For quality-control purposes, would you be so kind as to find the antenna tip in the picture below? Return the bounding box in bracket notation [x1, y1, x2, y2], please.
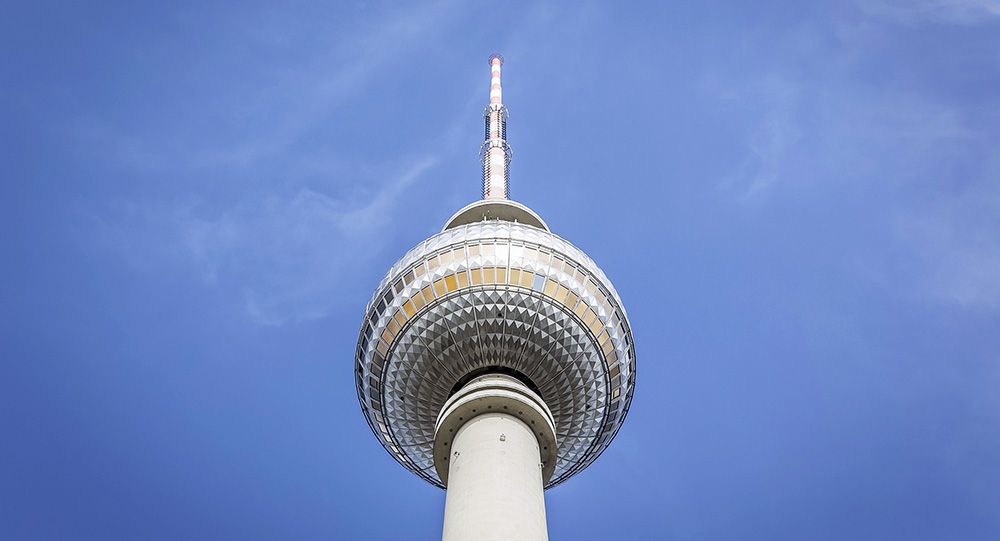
[488, 53, 504, 66]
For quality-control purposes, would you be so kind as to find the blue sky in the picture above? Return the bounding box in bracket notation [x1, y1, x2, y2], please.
[3, 0, 1000, 539]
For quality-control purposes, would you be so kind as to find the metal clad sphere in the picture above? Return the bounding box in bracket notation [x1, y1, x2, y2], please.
[355, 221, 635, 488]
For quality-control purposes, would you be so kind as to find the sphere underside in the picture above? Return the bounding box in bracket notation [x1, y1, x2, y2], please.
[355, 221, 635, 488]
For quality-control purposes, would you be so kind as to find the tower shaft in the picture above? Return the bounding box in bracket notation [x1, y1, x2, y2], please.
[441, 414, 548, 541]
[435, 374, 556, 541]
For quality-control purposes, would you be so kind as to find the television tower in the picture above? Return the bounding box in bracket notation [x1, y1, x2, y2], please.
[355, 54, 636, 541]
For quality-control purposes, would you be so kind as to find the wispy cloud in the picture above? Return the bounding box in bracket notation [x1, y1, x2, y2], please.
[189, 157, 437, 326]
[716, 74, 803, 200]
[187, 0, 459, 169]
[856, 0, 1000, 25]
[704, 19, 1000, 311]
[892, 167, 1000, 310]
[99, 156, 436, 326]
[78, 2, 463, 325]
[69, 0, 459, 173]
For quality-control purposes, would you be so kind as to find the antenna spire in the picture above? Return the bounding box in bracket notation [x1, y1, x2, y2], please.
[481, 54, 511, 199]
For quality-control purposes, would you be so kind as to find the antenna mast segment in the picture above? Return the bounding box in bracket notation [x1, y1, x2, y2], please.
[481, 54, 511, 199]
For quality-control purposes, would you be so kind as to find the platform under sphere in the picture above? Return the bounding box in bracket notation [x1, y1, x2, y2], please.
[355, 220, 636, 488]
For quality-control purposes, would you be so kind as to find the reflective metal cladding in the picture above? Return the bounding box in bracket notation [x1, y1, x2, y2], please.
[355, 221, 636, 488]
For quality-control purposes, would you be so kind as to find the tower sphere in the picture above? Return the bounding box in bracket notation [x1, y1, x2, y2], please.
[355, 207, 636, 488]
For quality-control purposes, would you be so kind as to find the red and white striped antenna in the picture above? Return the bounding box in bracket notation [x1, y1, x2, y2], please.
[489, 53, 503, 105]
[481, 54, 511, 199]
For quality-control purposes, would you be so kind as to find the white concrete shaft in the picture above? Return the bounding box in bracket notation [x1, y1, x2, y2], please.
[441, 412, 548, 541]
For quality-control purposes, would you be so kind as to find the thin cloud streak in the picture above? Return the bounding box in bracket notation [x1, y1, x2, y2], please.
[189, 0, 460, 169]
[101, 156, 437, 326]
[856, 0, 1000, 25]
[893, 174, 1000, 310]
[704, 19, 1000, 312]
[68, 0, 460, 174]
[80, 2, 464, 325]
